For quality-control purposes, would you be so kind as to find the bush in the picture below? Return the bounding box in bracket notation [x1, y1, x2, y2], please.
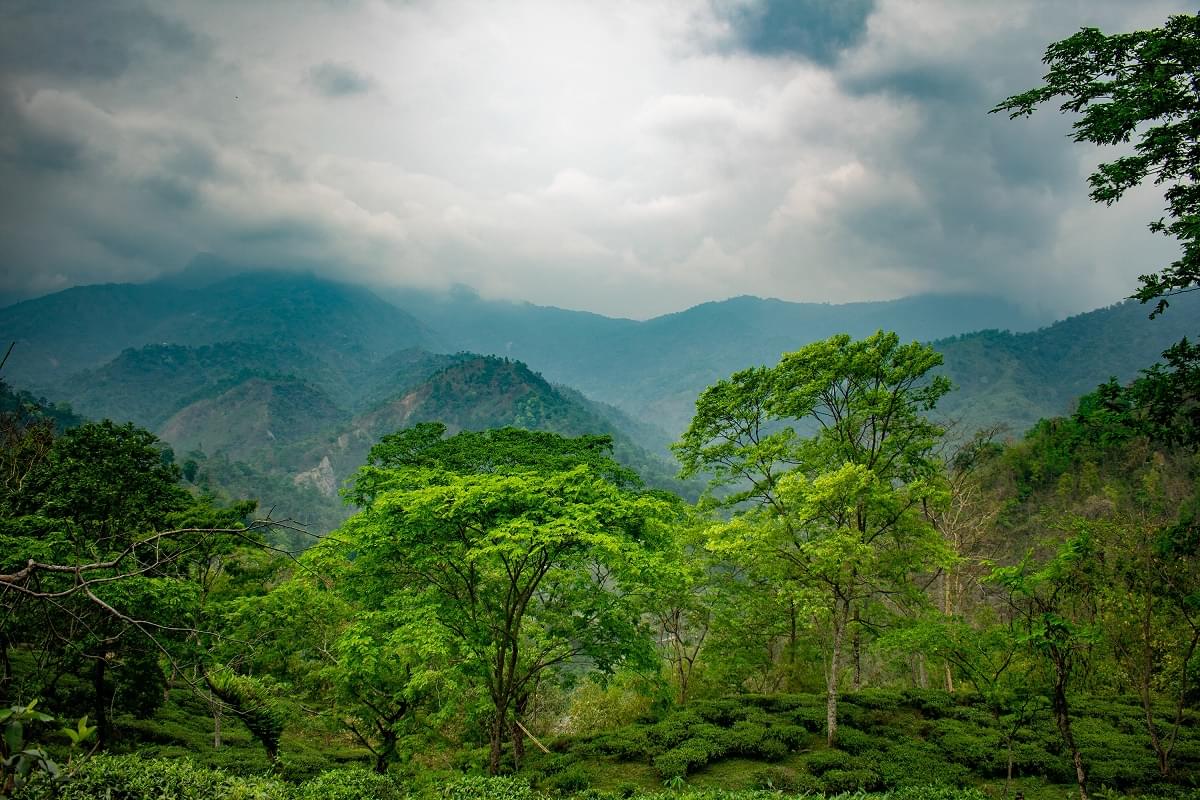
[647, 712, 703, 749]
[876, 742, 969, 788]
[741, 694, 810, 713]
[846, 688, 905, 710]
[757, 737, 789, 762]
[931, 718, 993, 769]
[804, 748, 855, 775]
[653, 738, 723, 779]
[439, 775, 538, 800]
[296, 768, 406, 800]
[690, 700, 748, 727]
[791, 706, 826, 733]
[770, 723, 809, 749]
[833, 725, 879, 756]
[723, 722, 768, 756]
[547, 765, 591, 793]
[751, 766, 822, 793]
[820, 767, 882, 793]
[14, 755, 291, 800]
[903, 689, 956, 717]
[581, 727, 652, 761]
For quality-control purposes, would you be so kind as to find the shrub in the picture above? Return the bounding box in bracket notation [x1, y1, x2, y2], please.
[565, 675, 654, 736]
[653, 738, 722, 779]
[770, 723, 809, 749]
[439, 775, 538, 800]
[1074, 718, 1159, 790]
[903, 688, 956, 717]
[741, 694, 810, 713]
[756, 737, 789, 762]
[14, 755, 291, 800]
[832, 725, 878, 756]
[296, 768, 406, 800]
[690, 700, 748, 726]
[876, 742, 969, 788]
[804, 748, 856, 776]
[791, 706, 826, 733]
[582, 727, 652, 761]
[723, 722, 768, 756]
[647, 712, 703, 749]
[846, 688, 904, 710]
[548, 765, 591, 793]
[820, 767, 882, 793]
[931, 718, 993, 769]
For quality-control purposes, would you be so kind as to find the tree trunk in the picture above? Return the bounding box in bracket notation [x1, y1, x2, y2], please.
[93, 657, 112, 749]
[851, 605, 862, 691]
[788, 599, 798, 666]
[1005, 735, 1014, 797]
[488, 712, 505, 775]
[825, 598, 849, 747]
[1052, 666, 1088, 800]
[0, 632, 10, 690]
[511, 693, 528, 770]
[212, 700, 222, 750]
[375, 729, 396, 774]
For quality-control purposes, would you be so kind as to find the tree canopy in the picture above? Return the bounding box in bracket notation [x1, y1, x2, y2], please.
[993, 13, 1200, 315]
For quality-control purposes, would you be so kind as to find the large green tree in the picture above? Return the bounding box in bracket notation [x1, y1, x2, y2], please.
[321, 425, 674, 774]
[675, 330, 952, 745]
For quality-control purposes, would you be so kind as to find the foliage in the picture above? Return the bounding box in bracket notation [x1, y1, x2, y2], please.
[993, 13, 1200, 315]
[1, 701, 93, 795]
[319, 425, 675, 773]
[676, 331, 952, 745]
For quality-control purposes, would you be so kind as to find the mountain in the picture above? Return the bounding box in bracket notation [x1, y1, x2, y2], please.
[385, 287, 1054, 435]
[8, 264, 1196, 540]
[159, 378, 347, 465]
[303, 355, 692, 497]
[59, 341, 350, 428]
[0, 270, 432, 392]
[934, 294, 1200, 437]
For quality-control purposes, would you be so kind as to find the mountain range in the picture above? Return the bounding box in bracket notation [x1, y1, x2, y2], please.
[2, 261, 1194, 538]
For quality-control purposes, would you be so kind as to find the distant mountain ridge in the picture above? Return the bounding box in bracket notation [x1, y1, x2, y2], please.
[0, 270, 432, 390]
[4, 263, 1195, 538]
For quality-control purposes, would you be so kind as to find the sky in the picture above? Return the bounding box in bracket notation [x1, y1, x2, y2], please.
[0, 0, 1194, 319]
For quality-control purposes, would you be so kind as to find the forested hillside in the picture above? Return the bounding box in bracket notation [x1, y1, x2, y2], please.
[5, 8, 1200, 800]
[3, 322, 1197, 800]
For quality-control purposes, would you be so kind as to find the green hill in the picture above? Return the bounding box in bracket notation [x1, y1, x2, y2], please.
[934, 295, 1200, 436]
[0, 271, 431, 393]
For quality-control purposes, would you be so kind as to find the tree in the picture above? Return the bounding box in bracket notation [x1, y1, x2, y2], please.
[0, 417, 274, 749]
[993, 13, 1200, 315]
[991, 531, 1102, 800]
[323, 425, 673, 774]
[675, 330, 952, 745]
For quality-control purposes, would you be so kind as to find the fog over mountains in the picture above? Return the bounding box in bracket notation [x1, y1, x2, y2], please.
[3, 262, 1194, 534]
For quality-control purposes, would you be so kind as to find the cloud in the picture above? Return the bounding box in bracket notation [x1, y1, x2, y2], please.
[0, 0, 203, 81]
[0, 0, 1195, 319]
[307, 61, 374, 97]
[713, 0, 875, 64]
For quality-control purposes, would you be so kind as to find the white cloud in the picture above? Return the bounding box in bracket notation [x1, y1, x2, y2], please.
[1, 0, 1197, 318]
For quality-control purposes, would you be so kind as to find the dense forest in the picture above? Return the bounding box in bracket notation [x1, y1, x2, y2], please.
[3, 11, 1200, 800]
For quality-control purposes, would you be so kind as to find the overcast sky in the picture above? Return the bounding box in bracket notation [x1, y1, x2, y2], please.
[0, 0, 1193, 318]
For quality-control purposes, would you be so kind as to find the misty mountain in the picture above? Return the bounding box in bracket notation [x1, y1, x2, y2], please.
[385, 286, 1054, 435]
[935, 293, 1200, 437]
[5, 265, 1195, 538]
[0, 270, 432, 392]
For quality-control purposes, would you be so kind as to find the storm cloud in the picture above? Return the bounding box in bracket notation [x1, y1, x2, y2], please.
[0, 0, 1193, 317]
